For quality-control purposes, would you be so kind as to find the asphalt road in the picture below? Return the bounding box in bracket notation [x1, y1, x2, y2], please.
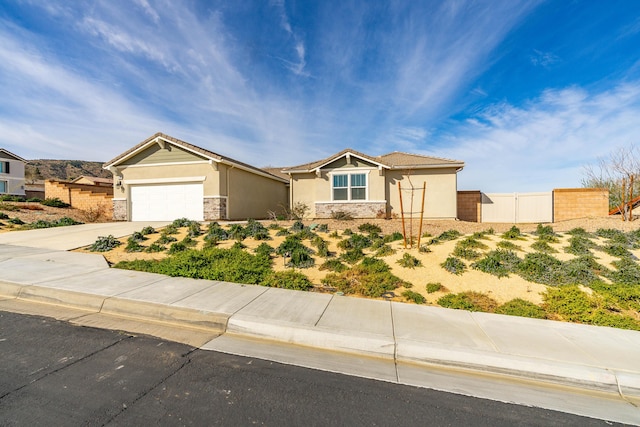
[0, 311, 622, 426]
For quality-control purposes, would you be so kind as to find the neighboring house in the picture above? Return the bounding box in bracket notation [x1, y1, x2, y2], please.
[103, 133, 289, 221]
[282, 149, 464, 219]
[71, 175, 113, 187]
[0, 148, 27, 196]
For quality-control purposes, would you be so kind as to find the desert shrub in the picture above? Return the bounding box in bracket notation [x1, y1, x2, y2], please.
[182, 236, 198, 247]
[531, 240, 557, 253]
[311, 236, 330, 257]
[293, 228, 317, 240]
[276, 236, 314, 268]
[601, 243, 633, 259]
[328, 230, 340, 239]
[290, 220, 305, 232]
[228, 224, 246, 241]
[567, 227, 591, 237]
[457, 237, 488, 250]
[316, 224, 329, 233]
[342, 228, 353, 236]
[162, 224, 180, 235]
[472, 250, 520, 278]
[589, 281, 640, 312]
[501, 225, 524, 240]
[496, 240, 521, 251]
[187, 222, 202, 238]
[319, 259, 348, 272]
[168, 242, 188, 254]
[171, 218, 192, 227]
[245, 219, 271, 240]
[496, 299, 547, 319]
[438, 291, 498, 312]
[40, 197, 70, 208]
[140, 226, 156, 235]
[516, 252, 563, 285]
[441, 256, 466, 275]
[116, 247, 272, 284]
[276, 228, 291, 237]
[426, 282, 445, 293]
[8, 218, 25, 225]
[606, 258, 640, 286]
[89, 235, 121, 252]
[358, 223, 382, 235]
[337, 233, 372, 250]
[564, 235, 596, 256]
[595, 228, 629, 243]
[559, 256, 604, 286]
[125, 238, 145, 253]
[231, 241, 246, 250]
[157, 234, 178, 245]
[145, 243, 166, 253]
[254, 242, 275, 258]
[129, 231, 147, 242]
[322, 257, 407, 298]
[26, 217, 83, 229]
[375, 244, 396, 257]
[453, 246, 482, 260]
[331, 210, 354, 221]
[262, 270, 313, 291]
[535, 224, 560, 243]
[429, 230, 461, 245]
[25, 197, 42, 202]
[402, 290, 426, 304]
[206, 223, 229, 241]
[0, 195, 23, 201]
[340, 248, 365, 264]
[418, 244, 432, 253]
[397, 253, 422, 268]
[268, 223, 281, 230]
[383, 231, 404, 243]
[0, 212, 8, 219]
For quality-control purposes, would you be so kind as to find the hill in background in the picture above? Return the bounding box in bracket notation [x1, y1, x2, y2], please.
[25, 160, 112, 183]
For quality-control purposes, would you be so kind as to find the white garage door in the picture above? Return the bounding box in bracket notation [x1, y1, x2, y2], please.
[130, 183, 204, 221]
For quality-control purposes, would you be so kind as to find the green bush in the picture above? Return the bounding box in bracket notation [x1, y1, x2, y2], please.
[171, 218, 193, 227]
[145, 243, 166, 253]
[516, 252, 563, 285]
[534, 224, 559, 243]
[531, 240, 557, 253]
[319, 259, 348, 272]
[228, 224, 246, 241]
[89, 235, 122, 252]
[337, 233, 372, 250]
[457, 237, 488, 250]
[501, 225, 524, 240]
[426, 282, 444, 293]
[375, 244, 396, 257]
[429, 229, 461, 245]
[206, 222, 229, 241]
[0, 195, 25, 202]
[441, 256, 466, 275]
[496, 241, 521, 251]
[397, 253, 422, 268]
[130, 231, 148, 242]
[168, 242, 188, 254]
[606, 258, 640, 286]
[358, 223, 382, 235]
[140, 226, 156, 235]
[601, 244, 633, 259]
[262, 270, 313, 291]
[254, 242, 275, 258]
[438, 291, 498, 312]
[383, 231, 404, 243]
[116, 247, 273, 285]
[40, 197, 70, 208]
[26, 217, 83, 229]
[162, 224, 180, 235]
[125, 238, 145, 253]
[244, 219, 271, 240]
[182, 236, 198, 247]
[290, 220, 305, 232]
[453, 246, 482, 260]
[8, 218, 25, 225]
[231, 241, 247, 250]
[322, 258, 407, 298]
[316, 224, 329, 233]
[0, 212, 8, 219]
[340, 248, 365, 264]
[157, 234, 178, 245]
[496, 299, 547, 319]
[418, 244, 432, 253]
[564, 235, 595, 256]
[402, 290, 426, 304]
[187, 222, 202, 238]
[471, 250, 520, 278]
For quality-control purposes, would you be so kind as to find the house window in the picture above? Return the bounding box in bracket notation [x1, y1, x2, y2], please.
[0, 181, 6, 193]
[0, 161, 9, 174]
[332, 173, 367, 201]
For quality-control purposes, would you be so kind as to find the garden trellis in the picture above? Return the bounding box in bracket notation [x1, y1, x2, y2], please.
[397, 180, 426, 249]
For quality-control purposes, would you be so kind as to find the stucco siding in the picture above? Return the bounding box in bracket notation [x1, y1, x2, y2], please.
[227, 167, 288, 219]
[386, 168, 458, 218]
[291, 173, 318, 218]
[0, 156, 26, 195]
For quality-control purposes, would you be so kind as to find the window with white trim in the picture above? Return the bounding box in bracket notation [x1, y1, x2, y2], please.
[0, 161, 9, 174]
[332, 173, 367, 201]
[0, 181, 6, 193]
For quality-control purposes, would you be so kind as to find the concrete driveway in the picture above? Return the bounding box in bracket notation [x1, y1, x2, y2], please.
[0, 222, 170, 250]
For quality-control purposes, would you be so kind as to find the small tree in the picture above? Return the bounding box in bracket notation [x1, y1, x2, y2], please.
[582, 144, 640, 221]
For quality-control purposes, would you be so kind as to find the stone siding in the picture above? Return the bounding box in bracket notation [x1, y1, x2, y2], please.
[204, 197, 227, 220]
[457, 190, 481, 222]
[315, 201, 386, 219]
[553, 188, 609, 222]
[113, 199, 127, 221]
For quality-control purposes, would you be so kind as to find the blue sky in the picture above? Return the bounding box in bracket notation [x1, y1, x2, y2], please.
[1, 1, 639, 191]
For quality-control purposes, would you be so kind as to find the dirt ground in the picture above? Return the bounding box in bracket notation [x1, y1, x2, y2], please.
[74, 215, 640, 307]
[0, 202, 102, 233]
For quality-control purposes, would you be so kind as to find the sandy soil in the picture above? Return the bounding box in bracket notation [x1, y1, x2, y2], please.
[74, 216, 640, 307]
[0, 202, 103, 233]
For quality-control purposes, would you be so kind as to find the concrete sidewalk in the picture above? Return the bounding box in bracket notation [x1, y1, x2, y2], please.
[1, 239, 639, 423]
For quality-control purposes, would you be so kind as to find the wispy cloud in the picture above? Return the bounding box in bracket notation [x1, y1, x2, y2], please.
[530, 49, 560, 67]
[431, 82, 640, 191]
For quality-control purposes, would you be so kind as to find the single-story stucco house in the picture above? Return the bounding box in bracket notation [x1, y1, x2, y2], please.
[103, 133, 288, 221]
[0, 148, 27, 197]
[282, 149, 464, 219]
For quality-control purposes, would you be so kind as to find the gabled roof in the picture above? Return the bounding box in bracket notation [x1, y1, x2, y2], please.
[282, 149, 464, 173]
[104, 132, 288, 183]
[0, 148, 27, 163]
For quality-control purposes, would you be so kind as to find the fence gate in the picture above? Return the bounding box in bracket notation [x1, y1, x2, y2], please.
[481, 192, 553, 223]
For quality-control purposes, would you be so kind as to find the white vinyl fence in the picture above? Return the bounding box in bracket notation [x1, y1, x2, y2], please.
[481, 192, 553, 223]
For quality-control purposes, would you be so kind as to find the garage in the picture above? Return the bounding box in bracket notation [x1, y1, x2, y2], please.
[130, 183, 204, 221]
